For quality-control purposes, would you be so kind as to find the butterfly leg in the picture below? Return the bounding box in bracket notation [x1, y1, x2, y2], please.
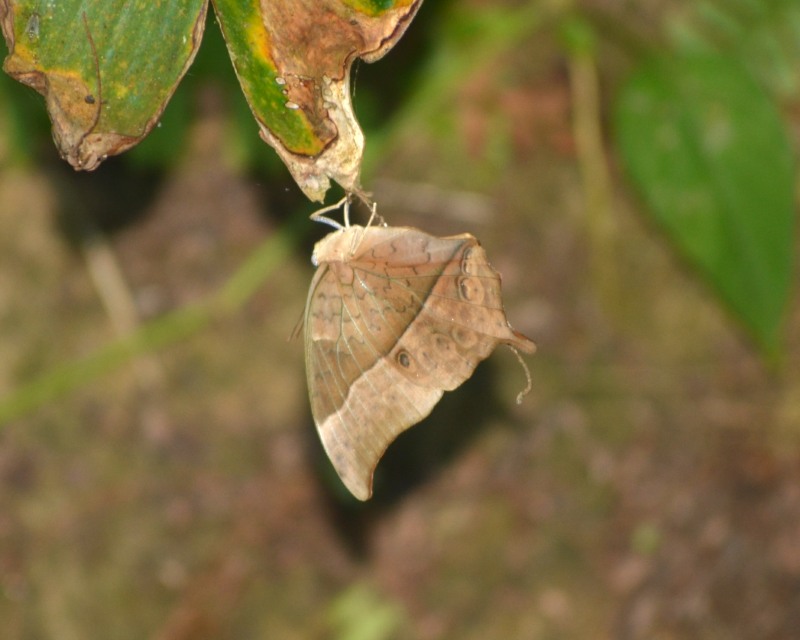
[309, 195, 349, 230]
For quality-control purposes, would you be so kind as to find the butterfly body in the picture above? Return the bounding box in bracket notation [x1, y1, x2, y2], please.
[305, 224, 534, 500]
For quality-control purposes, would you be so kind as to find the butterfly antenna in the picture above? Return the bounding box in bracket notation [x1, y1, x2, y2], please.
[508, 346, 533, 404]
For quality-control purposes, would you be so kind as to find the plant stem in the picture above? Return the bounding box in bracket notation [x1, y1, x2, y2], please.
[0, 215, 306, 426]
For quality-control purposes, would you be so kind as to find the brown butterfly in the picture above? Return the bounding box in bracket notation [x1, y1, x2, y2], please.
[304, 207, 535, 500]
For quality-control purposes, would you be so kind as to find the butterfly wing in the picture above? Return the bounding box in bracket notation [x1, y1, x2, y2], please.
[367, 231, 535, 392]
[305, 226, 533, 500]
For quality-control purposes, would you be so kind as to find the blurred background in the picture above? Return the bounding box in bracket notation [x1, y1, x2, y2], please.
[1, 0, 799, 638]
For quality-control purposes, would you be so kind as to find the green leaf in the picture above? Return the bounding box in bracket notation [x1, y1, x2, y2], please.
[615, 54, 795, 354]
[0, 0, 208, 169]
[666, 0, 800, 100]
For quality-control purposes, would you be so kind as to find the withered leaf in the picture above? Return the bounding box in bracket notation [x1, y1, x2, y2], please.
[213, 0, 423, 201]
[0, 0, 421, 200]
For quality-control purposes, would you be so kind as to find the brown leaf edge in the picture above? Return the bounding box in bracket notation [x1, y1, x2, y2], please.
[0, 2, 208, 170]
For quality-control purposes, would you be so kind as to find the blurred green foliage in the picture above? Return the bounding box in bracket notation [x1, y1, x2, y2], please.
[327, 583, 404, 640]
[667, 0, 800, 99]
[614, 0, 799, 355]
[615, 54, 794, 354]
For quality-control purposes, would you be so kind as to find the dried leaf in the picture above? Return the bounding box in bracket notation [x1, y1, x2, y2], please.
[213, 0, 423, 201]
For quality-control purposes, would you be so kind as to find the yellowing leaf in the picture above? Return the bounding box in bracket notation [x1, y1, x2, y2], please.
[0, 0, 208, 170]
[212, 0, 422, 201]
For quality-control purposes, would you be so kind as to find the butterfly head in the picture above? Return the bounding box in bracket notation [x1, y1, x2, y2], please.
[312, 225, 366, 266]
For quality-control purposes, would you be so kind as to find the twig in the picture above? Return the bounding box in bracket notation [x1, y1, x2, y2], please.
[0, 216, 305, 425]
[567, 28, 619, 308]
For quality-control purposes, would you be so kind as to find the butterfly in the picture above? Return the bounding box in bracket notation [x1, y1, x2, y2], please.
[303, 199, 535, 499]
